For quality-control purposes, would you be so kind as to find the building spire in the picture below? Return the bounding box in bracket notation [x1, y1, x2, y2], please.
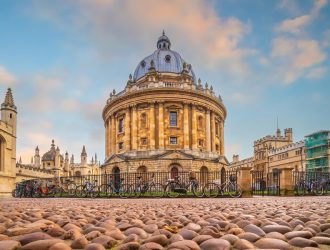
[162, 30, 165, 36]
[81, 145, 87, 155]
[1, 88, 17, 110]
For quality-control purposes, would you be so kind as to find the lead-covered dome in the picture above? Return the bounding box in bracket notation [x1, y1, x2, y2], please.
[133, 31, 196, 82]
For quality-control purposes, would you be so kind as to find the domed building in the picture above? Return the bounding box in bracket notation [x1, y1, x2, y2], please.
[102, 32, 228, 176]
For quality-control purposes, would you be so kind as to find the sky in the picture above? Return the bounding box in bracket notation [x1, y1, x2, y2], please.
[0, 0, 329, 164]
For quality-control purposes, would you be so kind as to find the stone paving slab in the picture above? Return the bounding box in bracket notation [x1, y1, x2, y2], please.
[0, 197, 330, 249]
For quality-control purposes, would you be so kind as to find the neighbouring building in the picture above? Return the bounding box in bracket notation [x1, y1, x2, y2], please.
[16, 140, 100, 182]
[268, 141, 305, 173]
[102, 32, 228, 176]
[305, 131, 330, 172]
[229, 128, 308, 174]
[0, 88, 17, 197]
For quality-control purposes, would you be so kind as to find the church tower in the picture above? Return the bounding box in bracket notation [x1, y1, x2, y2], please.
[0, 88, 17, 197]
[34, 146, 41, 168]
[81, 145, 87, 166]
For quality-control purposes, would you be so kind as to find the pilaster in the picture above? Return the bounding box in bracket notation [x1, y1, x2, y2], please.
[206, 110, 211, 152]
[191, 104, 197, 149]
[183, 103, 190, 149]
[149, 102, 156, 149]
[131, 105, 138, 150]
[125, 108, 131, 151]
[211, 111, 215, 152]
[158, 102, 165, 149]
[220, 119, 224, 155]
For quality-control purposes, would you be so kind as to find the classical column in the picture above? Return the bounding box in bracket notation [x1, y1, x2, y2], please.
[183, 103, 190, 149]
[211, 111, 215, 152]
[191, 104, 198, 149]
[158, 102, 164, 149]
[105, 119, 108, 158]
[220, 119, 224, 155]
[106, 118, 111, 157]
[111, 114, 116, 154]
[205, 110, 211, 152]
[131, 105, 138, 150]
[124, 107, 131, 151]
[149, 102, 156, 149]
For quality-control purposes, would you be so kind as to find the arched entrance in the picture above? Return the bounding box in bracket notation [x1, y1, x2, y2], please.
[112, 167, 120, 190]
[170, 166, 179, 179]
[220, 167, 226, 185]
[75, 171, 81, 177]
[137, 166, 147, 173]
[200, 166, 208, 184]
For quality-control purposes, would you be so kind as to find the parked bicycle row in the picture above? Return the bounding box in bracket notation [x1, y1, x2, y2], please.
[13, 171, 242, 198]
[293, 171, 330, 196]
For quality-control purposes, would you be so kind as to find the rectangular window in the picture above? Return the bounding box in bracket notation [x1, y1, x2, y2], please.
[215, 144, 219, 151]
[118, 118, 124, 133]
[118, 142, 124, 150]
[169, 111, 177, 127]
[198, 139, 204, 147]
[169, 137, 177, 145]
[141, 137, 147, 145]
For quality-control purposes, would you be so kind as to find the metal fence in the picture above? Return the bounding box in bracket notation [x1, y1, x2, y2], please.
[293, 171, 330, 196]
[14, 170, 239, 198]
[251, 171, 280, 196]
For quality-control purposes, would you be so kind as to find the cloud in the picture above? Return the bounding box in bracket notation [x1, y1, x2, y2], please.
[275, 15, 311, 34]
[0, 66, 17, 85]
[276, 0, 327, 34]
[31, 0, 253, 77]
[271, 37, 326, 84]
[306, 67, 326, 79]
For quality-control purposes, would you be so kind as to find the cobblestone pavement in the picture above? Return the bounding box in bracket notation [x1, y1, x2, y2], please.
[0, 197, 330, 249]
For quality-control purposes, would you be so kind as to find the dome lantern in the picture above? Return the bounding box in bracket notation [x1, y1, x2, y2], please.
[156, 30, 171, 50]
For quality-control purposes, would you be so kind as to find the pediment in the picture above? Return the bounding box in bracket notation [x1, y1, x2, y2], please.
[158, 150, 194, 160]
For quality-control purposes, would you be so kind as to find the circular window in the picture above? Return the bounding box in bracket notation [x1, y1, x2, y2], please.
[141, 60, 146, 67]
[165, 55, 171, 63]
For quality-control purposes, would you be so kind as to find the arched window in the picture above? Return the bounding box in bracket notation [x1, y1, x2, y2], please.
[137, 166, 147, 173]
[197, 116, 203, 130]
[171, 166, 178, 179]
[140, 113, 147, 129]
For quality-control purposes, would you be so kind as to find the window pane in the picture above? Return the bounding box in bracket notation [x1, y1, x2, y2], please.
[170, 112, 177, 126]
[170, 137, 177, 144]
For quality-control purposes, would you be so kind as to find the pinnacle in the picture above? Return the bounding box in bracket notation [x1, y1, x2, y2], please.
[2, 88, 16, 110]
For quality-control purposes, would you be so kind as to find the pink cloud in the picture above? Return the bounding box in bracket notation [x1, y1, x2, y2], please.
[0, 66, 17, 85]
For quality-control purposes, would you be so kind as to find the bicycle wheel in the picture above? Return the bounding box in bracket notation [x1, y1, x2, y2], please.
[203, 183, 219, 198]
[165, 182, 181, 198]
[148, 183, 164, 198]
[67, 183, 77, 197]
[132, 185, 143, 198]
[227, 183, 242, 198]
[98, 184, 112, 197]
[75, 185, 84, 197]
[192, 182, 204, 198]
[119, 184, 131, 198]
[88, 186, 98, 198]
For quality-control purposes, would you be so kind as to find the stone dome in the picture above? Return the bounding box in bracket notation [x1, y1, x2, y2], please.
[133, 31, 196, 82]
[42, 140, 63, 162]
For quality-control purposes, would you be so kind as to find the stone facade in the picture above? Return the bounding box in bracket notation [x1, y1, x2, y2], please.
[102, 32, 228, 175]
[229, 128, 307, 174]
[17, 141, 100, 180]
[0, 88, 17, 197]
[268, 141, 305, 173]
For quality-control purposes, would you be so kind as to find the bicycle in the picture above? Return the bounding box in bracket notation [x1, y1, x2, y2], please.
[76, 178, 98, 198]
[294, 177, 319, 196]
[33, 179, 57, 198]
[204, 175, 242, 198]
[164, 175, 204, 198]
[98, 177, 131, 198]
[55, 178, 77, 197]
[317, 176, 330, 195]
[130, 174, 164, 198]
